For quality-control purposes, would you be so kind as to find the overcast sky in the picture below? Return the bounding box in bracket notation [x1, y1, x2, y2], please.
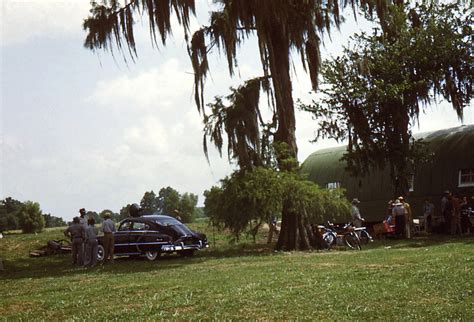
[1, 1, 472, 221]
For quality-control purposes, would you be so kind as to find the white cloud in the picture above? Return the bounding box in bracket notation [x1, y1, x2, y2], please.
[89, 58, 193, 110]
[1, 0, 90, 46]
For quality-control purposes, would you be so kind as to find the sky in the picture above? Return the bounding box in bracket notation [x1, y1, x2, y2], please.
[1, 0, 472, 221]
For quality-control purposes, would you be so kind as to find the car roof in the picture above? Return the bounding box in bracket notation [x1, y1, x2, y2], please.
[123, 214, 176, 224]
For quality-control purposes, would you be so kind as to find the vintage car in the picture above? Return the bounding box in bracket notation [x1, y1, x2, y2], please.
[97, 214, 208, 261]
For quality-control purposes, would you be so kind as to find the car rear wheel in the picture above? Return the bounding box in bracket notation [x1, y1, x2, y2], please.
[145, 251, 159, 261]
[97, 244, 105, 262]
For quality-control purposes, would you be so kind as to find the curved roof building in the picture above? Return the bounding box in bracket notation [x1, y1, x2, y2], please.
[301, 125, 474, 221]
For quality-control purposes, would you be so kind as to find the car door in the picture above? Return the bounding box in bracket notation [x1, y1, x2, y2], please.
[114, 220, 132, 254]
[129, 221, 148, 254]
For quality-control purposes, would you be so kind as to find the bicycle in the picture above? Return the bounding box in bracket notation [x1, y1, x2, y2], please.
[318, 222, 361, 250]
[351, 225, 373, 245]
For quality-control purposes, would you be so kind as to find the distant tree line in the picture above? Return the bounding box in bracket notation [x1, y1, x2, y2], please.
[126, 187, 199, 223]
[0, 185, 199, 234]
[0, 197, 65, 233]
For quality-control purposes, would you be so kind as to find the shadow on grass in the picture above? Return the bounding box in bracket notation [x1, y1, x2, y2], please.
[2, 234, 472, 280]
[0, 242, 278, 281]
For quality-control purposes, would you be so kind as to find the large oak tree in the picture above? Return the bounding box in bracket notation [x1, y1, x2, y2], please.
[84, 0, 395, 250]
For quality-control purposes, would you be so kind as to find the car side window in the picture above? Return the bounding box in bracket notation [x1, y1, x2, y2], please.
[133, 222, 147, 231]
[118, 221, 132, 231]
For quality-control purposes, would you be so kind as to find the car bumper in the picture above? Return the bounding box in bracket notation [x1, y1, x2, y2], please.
[161, 240, 209, 253]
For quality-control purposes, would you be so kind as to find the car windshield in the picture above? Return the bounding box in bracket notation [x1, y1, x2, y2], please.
[155, 217, 180, 226]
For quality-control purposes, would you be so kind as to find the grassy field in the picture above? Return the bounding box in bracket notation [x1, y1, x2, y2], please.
[1, 223, 473, 320]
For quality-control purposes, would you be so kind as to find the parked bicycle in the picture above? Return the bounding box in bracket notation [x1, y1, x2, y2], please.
[318, 222, 361, 250]
[350, 224, 373, 245]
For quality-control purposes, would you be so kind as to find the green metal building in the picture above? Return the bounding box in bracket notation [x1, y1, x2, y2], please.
[301, 125, 474, 222]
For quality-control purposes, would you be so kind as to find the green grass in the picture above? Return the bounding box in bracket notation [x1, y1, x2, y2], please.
[1, 224, 473, 320]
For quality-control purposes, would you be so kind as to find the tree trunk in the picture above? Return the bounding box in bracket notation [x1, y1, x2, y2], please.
[391, 103, 411, 197]
[263, 24, 318, 251]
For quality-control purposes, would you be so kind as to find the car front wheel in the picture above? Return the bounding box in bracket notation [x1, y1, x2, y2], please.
[145, 251, 159, 261]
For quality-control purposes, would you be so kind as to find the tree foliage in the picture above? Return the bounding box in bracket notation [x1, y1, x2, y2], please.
[86, 211, 104, 224]
[300, 2, 473, 195]
[1, 197, 66, 231]
[140, 190, 160, 214]
[0, 197, 23, 231]
[178, 193, 198, 223]
[157, 187, 180, 215]
[204, 167, 350, 245]
[119, 204, 132, 221]
[18, 201, 45, 234]
[43, 213, 67, 228]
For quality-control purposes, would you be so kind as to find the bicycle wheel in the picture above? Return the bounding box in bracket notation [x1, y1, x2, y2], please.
[323, 232, 336, 249]
[344, 232, 361, 250]
[359, 230, 372, 245]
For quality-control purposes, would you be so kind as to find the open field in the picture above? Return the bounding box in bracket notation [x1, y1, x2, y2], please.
[1, 223, 473, 320]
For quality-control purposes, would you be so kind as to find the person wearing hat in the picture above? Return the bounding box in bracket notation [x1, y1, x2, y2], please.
[101, 213, 116, 263]
[64, 217, 85, 266]
[392, 199, 407, 238]
[351, 198, 364, 236]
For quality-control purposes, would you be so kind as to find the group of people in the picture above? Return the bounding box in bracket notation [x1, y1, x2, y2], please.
[381, 192, 473, 238]
[351, 192, 473, 239]
[440, 191, 473, 235]
[387, 196, 413, 238]
[63, 208, 116, 267]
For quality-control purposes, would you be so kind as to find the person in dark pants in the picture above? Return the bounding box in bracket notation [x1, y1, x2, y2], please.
[392, 199, 406, 238]
[84, 218, 99, 267]
[441, 191, 453, 234]
[101, 213, 116, 263]
[64, 217, 85, 266]
[79, 208, 89, 264]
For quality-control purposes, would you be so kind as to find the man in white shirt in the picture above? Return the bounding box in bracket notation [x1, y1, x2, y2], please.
[101, 213, 116, 263]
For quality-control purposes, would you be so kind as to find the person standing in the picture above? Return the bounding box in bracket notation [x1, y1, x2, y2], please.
[441, 191, 452, 234]
[351, 198, 364, 237]
[422, 199, 435, 233]
[399, 196, 412, 239]
[84, 218, 99, 267]
[101, 213, 116, 263]
[392, 199, 406, 238]
[79, 208, 89, 264]
[267, 215, 278, 244]
[64, 217, 85, 266]
[451, 194, 462, 235]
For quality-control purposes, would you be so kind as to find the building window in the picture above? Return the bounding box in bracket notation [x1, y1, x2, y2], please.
[326, 182, 341, 189]
[459, 169, 474, 187]
[408, 174, 415, 192]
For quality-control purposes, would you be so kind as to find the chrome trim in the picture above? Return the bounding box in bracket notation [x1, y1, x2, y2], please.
[115, 242, 168, 246]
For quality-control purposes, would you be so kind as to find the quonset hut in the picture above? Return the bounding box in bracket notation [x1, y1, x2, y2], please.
[301, 125, 474, 222]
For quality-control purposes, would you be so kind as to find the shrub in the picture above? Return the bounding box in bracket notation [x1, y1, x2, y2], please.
[18, 201, 45, 233]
